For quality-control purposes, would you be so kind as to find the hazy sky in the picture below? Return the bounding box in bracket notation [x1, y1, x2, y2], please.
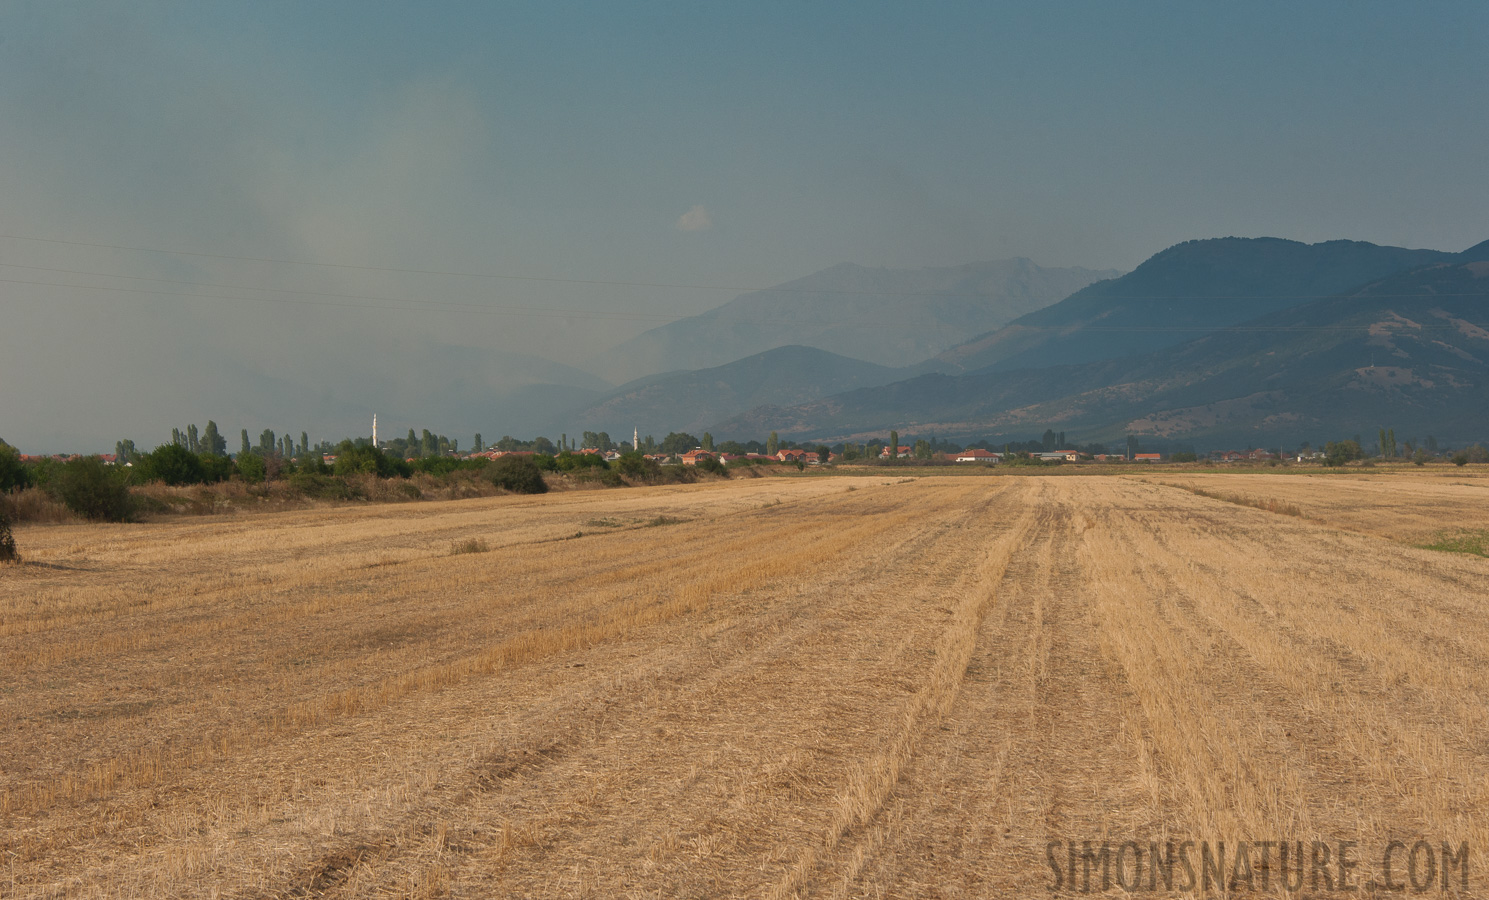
[3, 2, 1486, 451]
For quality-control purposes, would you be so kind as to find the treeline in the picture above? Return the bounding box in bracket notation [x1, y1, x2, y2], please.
[0, 433, 732, 525]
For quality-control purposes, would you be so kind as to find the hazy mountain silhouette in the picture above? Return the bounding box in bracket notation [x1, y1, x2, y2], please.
[551, 345, 904, 439]
[711, 240, 1489, 448]
[931, 237, 1453, 374]
[596, 258, 1118, 383]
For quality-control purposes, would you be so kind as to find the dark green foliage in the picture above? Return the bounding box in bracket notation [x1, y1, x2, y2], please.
[288, 472, 361, 500]
[694, 456, 727, 476]
[139, 443, 206, 485]
[0, 440, 30, 493]
[1323, 440, 1364, 467]
[487, 456, 548, 494]
[1170, 451, 1199, 462]
[659, 432, 700, 456]
[0, 508, 16, 562]
[236, 453, 267, 484]
[616, 452, 660, 481]
[50, 456, 133, 521]
[199, 454, 235, 483]
[554, 451, 608, 472]
[332, 440, 408, 478]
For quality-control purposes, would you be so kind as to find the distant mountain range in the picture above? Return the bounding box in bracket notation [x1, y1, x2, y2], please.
[547, 345, 905, 439]
[595, 258, 1119, 383]
[929, 237, 1453, 374]
[707, 238, 1489, 448]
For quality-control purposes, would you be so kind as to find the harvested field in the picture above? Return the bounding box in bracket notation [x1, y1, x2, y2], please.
[2, 474, 1486, 897]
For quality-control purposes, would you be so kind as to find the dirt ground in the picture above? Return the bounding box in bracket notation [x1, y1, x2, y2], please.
[2, 473, 1486, 898]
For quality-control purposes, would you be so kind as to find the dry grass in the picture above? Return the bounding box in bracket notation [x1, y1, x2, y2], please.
[2, 474, 1486, 897]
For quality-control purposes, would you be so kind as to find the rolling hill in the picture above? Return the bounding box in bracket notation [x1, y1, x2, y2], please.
[596, 258, 1118, 383]
[930, 237, 1454, 374]
[550, 345, 904, 439]
[711, 241, 1489, 448]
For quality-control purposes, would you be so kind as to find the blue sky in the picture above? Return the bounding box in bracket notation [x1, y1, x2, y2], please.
[2, 2, 1486, 450]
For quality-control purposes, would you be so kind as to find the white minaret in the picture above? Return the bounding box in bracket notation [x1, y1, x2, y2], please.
[634, 427, 639, 452]
[372, 414, 378, 447]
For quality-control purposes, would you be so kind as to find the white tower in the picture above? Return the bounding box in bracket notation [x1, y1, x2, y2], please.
[373, 414, 378, 448]
[634, 427, 639, 452]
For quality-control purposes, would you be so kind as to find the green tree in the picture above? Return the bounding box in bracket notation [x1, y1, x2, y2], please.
[237, 452, 267, 483]
[1378, 427, 1388, 458]
[1387, 427, 1397, 459]
[889, 430, 899, 459]
[201, 421, 226, 456]
[767, 431, 779, 456]
[487, 455, 548, 494]
[332, 441, 406, 478]
[0, 439, 29, 493]
[50, 456, 133, 521]
[186, 424, 200, 454]
[139, 444, 206, 485]
[0, 506, 17, 562]
[406, 428, 419, 456]
[616, 452, 659, 481]
[1324, 440, 1364, 467]
[473, 433, 484, 453]
[913, 439, 932, 460]
[240, 430, 251, 457]
[702, 432, 714, 452]
[258, 429, 277, 456]
[659, 432, 700, 456]
[816, 445, 830, 464]
[300, 432, 309, 456]
[114, 440, 137, 465]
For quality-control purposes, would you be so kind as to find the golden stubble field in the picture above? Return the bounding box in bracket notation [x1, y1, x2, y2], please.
[2, 472, 1488, 898]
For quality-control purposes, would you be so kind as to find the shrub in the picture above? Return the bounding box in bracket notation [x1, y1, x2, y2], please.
[332, 441, 409, 478]
[487, 456, 548, 494]
[694, 456, 727, 476]
[1453, 452, 1470, 467]
[554, 451, 609, 472]
[199, 453, 236, 483]
[236, 453, 267, 484]
[0, 508, 17, 562]
[288, 472, 359, 501]
[50, 456, 133, 521]
[1323, 440, 1363, 467]
[1170, 451, 1198, 463]
[616, 452, 660, 481]
[138, 443, 206, 485]
[0, 440, 30, 493]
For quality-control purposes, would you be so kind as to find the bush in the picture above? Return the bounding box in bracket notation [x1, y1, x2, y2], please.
[1453, 452, 1470, 467]
[332, 441, 409, 478]
[1170, 451, 1198, 463]
[487, 456, 548, 494]
[694, 456, 727, 476]
[50, 456, 133, 521]
[288, 472, 360, 500]
[0, 440, 30, 493]
[138, 443, 206, 485]
[616, 452, 659, 481]
[0, 508, 17, 562]
[236, 452, 267, 484]
[554, 451, 609, 472]
[1323, 440, 1363, 467]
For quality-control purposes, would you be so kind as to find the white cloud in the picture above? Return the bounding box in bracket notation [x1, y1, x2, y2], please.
[675, 204, 712, 231]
